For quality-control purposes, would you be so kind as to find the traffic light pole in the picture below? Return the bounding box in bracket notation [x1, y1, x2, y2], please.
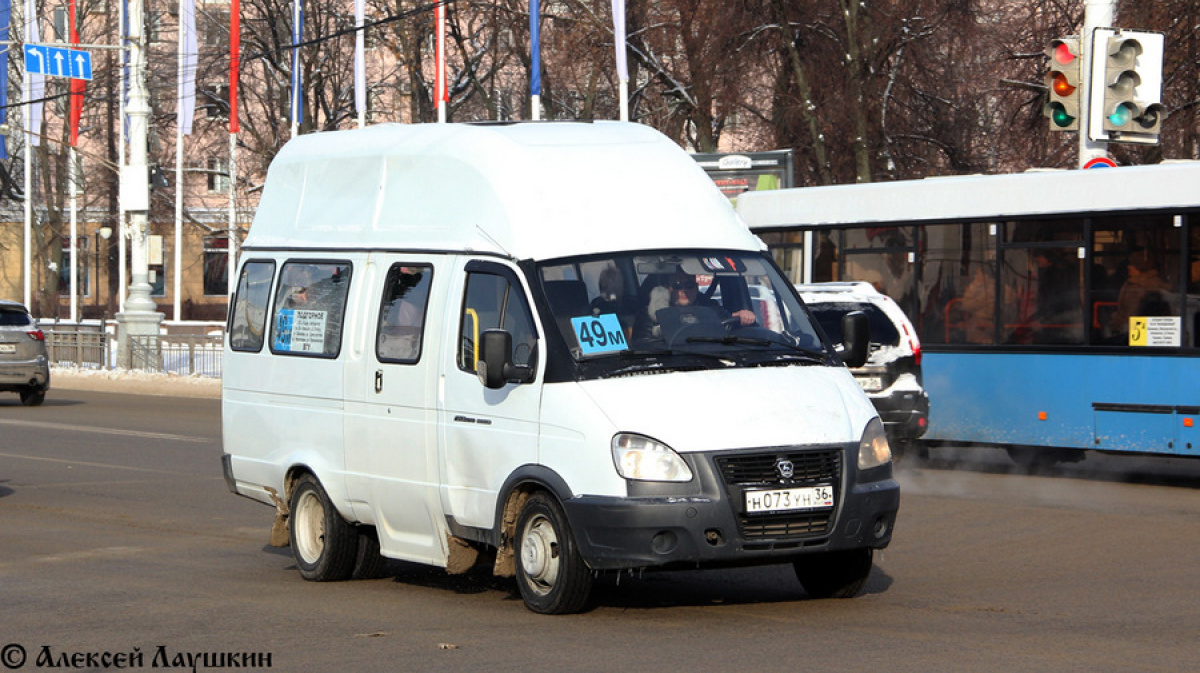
[115, 0, 163, 368]
[1077, 0, 1115, 168]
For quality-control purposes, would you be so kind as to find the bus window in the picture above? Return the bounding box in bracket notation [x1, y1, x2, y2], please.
[999, 219, 1084, 346]
[841, 227, 917, 317]
[759, 230, 806, 285]
[920, 222, 997, 345]
[1190, 220, 1200, 347]
[1091, 214, 1180, 346]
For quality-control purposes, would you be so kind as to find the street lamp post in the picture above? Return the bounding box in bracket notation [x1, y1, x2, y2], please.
[115, 0, 163, 367]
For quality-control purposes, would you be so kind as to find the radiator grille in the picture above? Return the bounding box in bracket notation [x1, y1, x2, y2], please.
[714, 448, 842, 541]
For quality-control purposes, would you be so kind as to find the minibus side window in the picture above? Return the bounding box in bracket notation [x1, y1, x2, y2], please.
[376, 264, 433, 364]
[270, 261, 352, 358]
[458, 271, 537, 374]
[228, 260, 276, 352]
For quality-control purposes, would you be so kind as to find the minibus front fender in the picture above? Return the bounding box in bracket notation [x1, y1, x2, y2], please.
[476, 465, 577, 577]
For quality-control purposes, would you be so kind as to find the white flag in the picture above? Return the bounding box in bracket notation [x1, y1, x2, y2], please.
[612, 0, 627, 82]
[24, 0, 43, 146]
[354, 0, 365, 118]
[177, 0, 197, 134]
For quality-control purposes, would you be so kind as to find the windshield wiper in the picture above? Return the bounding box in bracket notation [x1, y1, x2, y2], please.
[682, 335, 831, 366]
[596, 347, 734, 378]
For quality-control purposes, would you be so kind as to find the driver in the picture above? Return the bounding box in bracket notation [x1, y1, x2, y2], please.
[665, 272, 755, 326]
[635, 271, 756, 341]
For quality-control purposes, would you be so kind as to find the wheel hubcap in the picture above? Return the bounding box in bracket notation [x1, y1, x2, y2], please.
[294, 491, 325, 564]
[520, 514, 560, 594]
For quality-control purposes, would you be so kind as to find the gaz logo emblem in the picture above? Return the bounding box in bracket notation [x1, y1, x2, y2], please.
[776, 459, 795, 480]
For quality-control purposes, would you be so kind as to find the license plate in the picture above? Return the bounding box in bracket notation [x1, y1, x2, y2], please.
[744, 485, 834, 514]
[0, 344, 15, 354]
[856, 376, 882, 392]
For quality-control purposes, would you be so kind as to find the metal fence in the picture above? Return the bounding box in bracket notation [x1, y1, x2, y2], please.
[45, 328, 111, 370]
[128, 334, 223, 377]
[43, 324, 224, 378]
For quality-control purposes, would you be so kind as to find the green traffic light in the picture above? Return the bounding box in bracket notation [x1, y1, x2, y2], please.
[1107, 103, 1133, 128]
[1050, 105, 1075, 128]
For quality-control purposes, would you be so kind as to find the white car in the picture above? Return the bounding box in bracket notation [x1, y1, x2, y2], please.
[797, 282, 928, 450]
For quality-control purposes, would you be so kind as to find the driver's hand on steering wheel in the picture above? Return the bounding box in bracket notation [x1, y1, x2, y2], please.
[731, 309, 756, 326]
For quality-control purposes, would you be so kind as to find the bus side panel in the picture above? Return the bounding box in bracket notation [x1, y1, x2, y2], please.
[924, 351, 1200, 456]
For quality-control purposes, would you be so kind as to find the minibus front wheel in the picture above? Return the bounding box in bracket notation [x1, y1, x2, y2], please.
[289, 473, 358, 582]
[514, 491, 592, 614]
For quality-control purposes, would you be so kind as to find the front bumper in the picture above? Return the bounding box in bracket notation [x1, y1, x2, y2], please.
[562, 444, 899, 571]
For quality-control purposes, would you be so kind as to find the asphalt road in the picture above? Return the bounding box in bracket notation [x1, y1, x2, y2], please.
[2, 387, 1199, 672]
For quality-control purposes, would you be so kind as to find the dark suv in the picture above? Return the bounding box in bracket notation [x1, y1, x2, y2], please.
[0, 300, 50, 406]
[797, 283, 928, 453]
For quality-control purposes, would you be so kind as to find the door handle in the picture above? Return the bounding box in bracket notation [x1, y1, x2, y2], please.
[375, 370, 383, 393]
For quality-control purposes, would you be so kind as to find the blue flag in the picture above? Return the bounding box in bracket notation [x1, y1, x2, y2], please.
[530, 0, 540, 96]
[0, 0, 10, 159]
[290, 0, 304, 125]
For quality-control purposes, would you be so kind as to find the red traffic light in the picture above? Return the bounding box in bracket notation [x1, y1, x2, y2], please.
[1052, 41, 1076, 65]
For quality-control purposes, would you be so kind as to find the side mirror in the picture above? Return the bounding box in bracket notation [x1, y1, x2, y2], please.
[477, 329, 534, 389]
[839, 310, 870, 368]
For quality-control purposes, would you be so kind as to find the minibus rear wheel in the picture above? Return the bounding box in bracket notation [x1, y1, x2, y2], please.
[289, 473, 358, 581]
[514, 491, 592, 614]
[793, 548, 873, 599]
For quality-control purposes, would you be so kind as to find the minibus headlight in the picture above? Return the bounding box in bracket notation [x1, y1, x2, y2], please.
[611, 434, 693, 482]
[858, 418, 892, 470]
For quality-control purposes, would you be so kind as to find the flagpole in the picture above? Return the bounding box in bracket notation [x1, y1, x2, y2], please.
[118, 0, 127, 313]
[68, 0, 79, 323]
[611, 0, 628, 121]
[228, 133, 237, 299]
[69, 148, 78, 322]
[173, 0, 184, 322]
[354, 0, 364, 128]
[21, 0, 32, 310]
[22, 75, 31, 310]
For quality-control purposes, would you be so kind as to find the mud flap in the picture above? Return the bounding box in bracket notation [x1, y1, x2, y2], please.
[266, 487, 291, 548]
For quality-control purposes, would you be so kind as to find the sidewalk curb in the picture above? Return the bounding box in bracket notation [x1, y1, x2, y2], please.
[50, 367, 221, 399]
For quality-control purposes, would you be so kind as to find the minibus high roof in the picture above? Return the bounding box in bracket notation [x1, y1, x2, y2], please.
[244, 121, 763, 261]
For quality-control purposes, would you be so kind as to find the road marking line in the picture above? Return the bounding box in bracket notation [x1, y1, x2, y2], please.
[0, 419, 210, 443]
[0, 452, 195, 475]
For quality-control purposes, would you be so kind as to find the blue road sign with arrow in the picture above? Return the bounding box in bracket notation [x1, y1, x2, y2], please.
[24, 45, 93, 81]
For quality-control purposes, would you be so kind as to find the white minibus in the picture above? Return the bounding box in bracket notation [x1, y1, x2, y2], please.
[221, 121, 898, 614]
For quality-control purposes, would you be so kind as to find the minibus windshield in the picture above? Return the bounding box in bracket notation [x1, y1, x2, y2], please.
[537, 251, 830, 367]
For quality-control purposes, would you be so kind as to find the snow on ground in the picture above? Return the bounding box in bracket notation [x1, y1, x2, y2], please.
[51, 366, 220, 399]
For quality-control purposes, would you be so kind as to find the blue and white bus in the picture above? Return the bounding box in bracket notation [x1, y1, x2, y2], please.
[736, 162, 1200, 464]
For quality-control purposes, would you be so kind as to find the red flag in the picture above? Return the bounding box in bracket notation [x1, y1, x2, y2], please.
[68, 0, 85, 146]
[230, 0, 240, 133]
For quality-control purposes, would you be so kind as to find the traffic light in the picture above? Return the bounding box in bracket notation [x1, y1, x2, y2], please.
[1044, 37, 1081, 131]
[1100, 31, 1166, 143]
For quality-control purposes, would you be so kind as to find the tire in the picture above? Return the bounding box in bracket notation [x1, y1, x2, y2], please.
[19, 389, 46, 407]
[514, 491, 592, 614]
[288, 473, 358, 582]
[793, 548, 873, 599]
[352, 527, 390, 580]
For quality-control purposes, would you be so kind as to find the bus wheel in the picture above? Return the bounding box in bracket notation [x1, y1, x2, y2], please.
[514, 491, 592, 614]
[289, 473, 358, 581]
[793, 548, 873, 599]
